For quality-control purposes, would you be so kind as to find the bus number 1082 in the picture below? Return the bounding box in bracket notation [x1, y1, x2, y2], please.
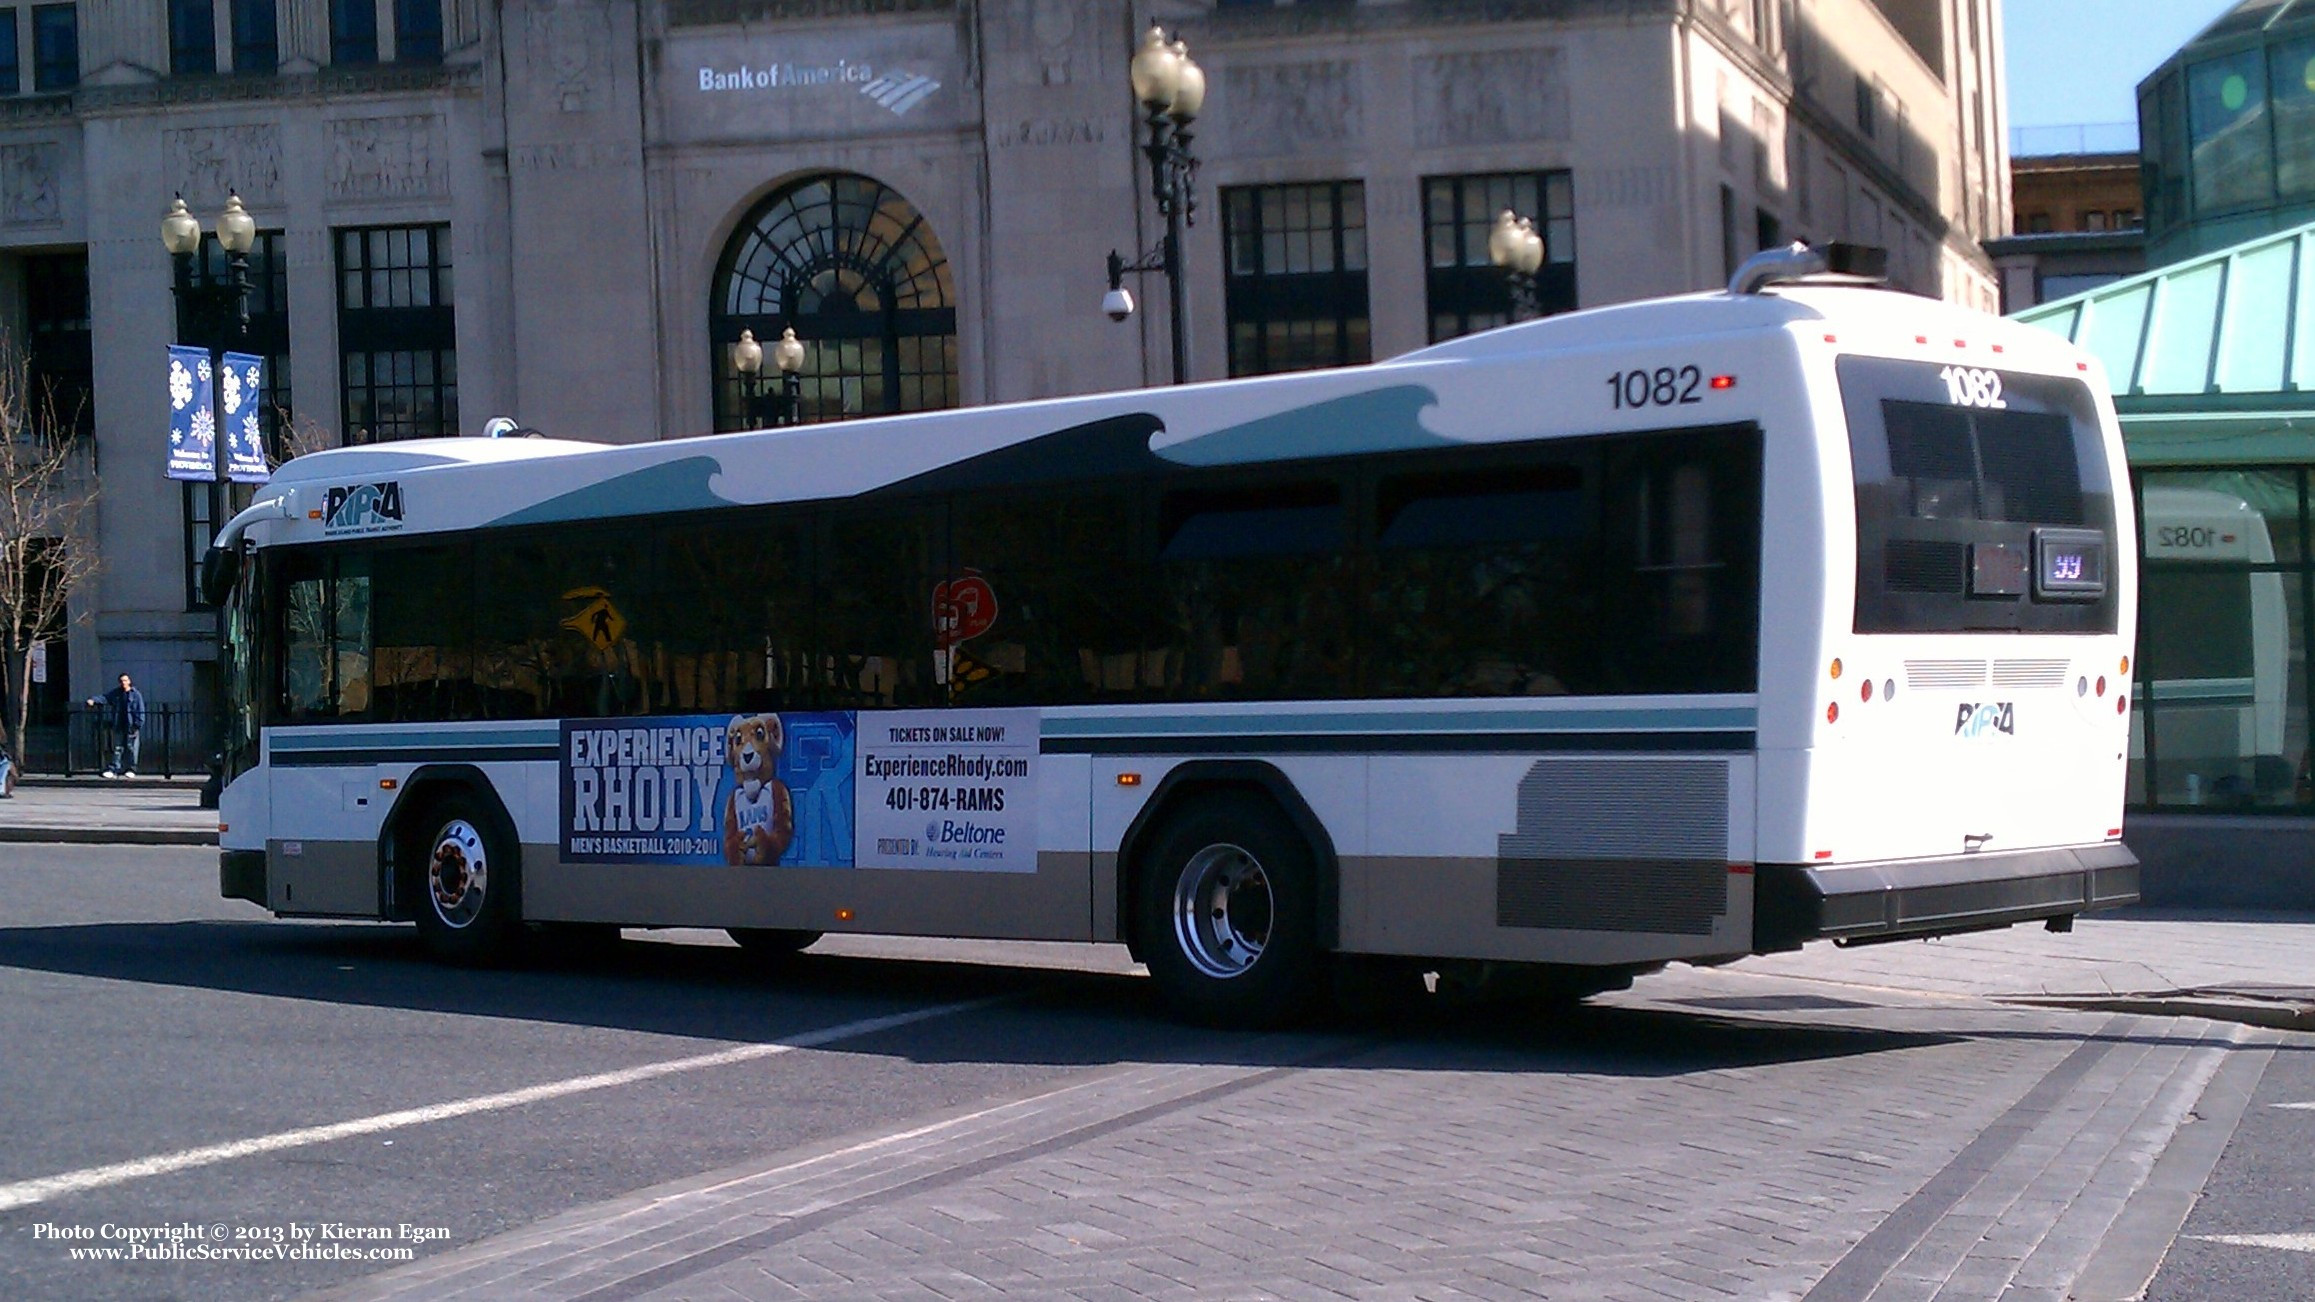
[1607, 366, 1704, 409]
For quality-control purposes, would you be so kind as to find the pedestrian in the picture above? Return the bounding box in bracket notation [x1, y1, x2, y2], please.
[85, 672, 146, 778]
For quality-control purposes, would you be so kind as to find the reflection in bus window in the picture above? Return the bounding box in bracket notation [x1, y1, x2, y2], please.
[1157, 481, 1351, 699]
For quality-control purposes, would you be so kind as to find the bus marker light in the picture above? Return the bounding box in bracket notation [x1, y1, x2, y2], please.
[2077, 676, 2089, 697]
[1728, 863, 1753, 875]
[1813, 850, 1833, 860]
[1884, 678, 1895, 700]
[1826, 701, 1839, 723]
[2108, 828, 2124, 839]
[1861, 680, 1873, 702]
[1710, 375, 1737, 390]
[1116, 773, 1141, 787]
[379, 778, 397, 789]
[2078, 361, 2092, 371]
[1824, 334, 1839, 343]
[836, 908, 855, 922]
[2120, 656, 2130, 675]
[2096, 676, 2106, 696]
[307, 509, 323, 520]
[1991, 344, 2006, 354]
[1915, 335, 1929, 345]
[1829, 658, 1843, 679]
[1954, 339, 1968, 349]
[2117, 695, 2128, 714]
[217, 823, 228, 834]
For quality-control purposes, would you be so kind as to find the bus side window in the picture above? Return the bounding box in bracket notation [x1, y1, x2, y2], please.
[821, 506, 946, 709]
[275, 550, 371, 720]
[1369, 461, 1593, 698]
[1156, 480, 1351, 700]
[950, 487, 1142, 706]
[1602, 428, 1762, 693]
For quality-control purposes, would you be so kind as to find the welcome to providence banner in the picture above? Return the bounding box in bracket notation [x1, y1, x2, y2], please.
[164, 345, 214, 482]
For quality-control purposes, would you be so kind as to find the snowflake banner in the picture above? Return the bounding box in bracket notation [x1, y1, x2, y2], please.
[165, 345, 216, 482]
[221, 351, 269, 483]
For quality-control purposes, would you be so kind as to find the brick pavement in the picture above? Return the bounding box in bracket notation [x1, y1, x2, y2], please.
[316, 916, 2311, 1302]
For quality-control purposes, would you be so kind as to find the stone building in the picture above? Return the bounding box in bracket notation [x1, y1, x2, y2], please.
[0, 0, 2006, 738]
[1985, 150, 2147, 312]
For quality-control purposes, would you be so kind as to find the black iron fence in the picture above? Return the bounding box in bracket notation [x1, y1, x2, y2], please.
[18, 704, 217, 777]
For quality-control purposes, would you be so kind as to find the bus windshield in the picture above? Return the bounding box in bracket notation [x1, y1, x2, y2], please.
[1838, 356, 2119, 635]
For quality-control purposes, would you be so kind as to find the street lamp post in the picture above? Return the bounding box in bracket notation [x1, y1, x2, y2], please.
[733, 326, 808, 426]
[1102, 24, 1204, 384]
[1487, 208, 1546, 323]
[164, 192, 257, 347]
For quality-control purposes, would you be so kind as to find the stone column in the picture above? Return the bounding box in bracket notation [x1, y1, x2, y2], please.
[279, 0, 328, 72]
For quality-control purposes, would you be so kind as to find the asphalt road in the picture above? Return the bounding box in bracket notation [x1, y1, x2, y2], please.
[0, 846, 1232, 1301]
[1, 843, 2309, 1301]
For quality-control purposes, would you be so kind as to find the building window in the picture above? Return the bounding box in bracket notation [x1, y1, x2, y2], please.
[337, 224, 456, 443]
[2084, 210, 2110, 232]
[1223, 181, 1370, 377]
[2119, 208, 2141, 228]
[2027, 211, 2054, 234]
[1854, 74, 1877, 139]
[396, 0, 441, 63]
[23, 251, 89, 437]
[169, 0, 216, 75]
[331, 0, 376, 64]
[2130, 468, 2311, 810]
[232, 0, 276, 72]
[183, 482, 228, 610]
[0, 11, 20, 96]
[1423, 171, 1575, 342]
[1720, 184, 1740, 281]
[1757, 207, 1783, 252]
[709, 172, 958, 430]
[31, 4, 73, 91]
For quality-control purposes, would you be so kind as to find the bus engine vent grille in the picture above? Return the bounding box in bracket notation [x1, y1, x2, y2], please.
[1906, 659, 1989, 690]
[1496, 759, 1728, 935]
[1885, 539, 1967, 593]
[1990, 658, 2070, 689]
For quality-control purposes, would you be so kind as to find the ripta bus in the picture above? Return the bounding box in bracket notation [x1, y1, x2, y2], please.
[202, 244, 2139, 1025]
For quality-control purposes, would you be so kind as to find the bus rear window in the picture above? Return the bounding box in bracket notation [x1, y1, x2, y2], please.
[1838, 357, 2119, 634]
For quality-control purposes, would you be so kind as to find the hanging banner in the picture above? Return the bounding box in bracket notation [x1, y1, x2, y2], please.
[220, 351, 269, 483]
[164, 345, 215, 482]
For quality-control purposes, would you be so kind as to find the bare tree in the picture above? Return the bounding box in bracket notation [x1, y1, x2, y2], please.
[268, 409, 336, 470]
[0, 332, 97, 766]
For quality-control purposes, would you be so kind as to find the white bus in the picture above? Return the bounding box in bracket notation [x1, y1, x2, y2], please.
[206, 246, 2139, 1025]
[2134, 486, 2292, 805]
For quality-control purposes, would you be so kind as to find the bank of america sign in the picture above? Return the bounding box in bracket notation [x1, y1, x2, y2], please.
[696, 62, 941, 117]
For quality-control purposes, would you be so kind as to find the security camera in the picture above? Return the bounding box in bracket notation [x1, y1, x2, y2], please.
[1102, 286, 1136, 322]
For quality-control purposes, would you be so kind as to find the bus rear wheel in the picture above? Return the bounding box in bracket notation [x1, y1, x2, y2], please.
[1135, 793, 1322, 1028]
[410, 792, 521, 965]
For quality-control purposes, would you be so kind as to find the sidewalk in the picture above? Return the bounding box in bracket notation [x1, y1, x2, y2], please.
[0, 777, 217, 845]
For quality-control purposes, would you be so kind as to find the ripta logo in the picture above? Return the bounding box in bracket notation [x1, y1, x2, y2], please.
[322, 481, 405, 534]
[1954, 701, 2016, 739]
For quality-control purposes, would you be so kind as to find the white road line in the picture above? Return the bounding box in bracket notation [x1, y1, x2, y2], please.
[2271, 1100, 2315, 1110]
[2186, 1232, 2315, 1252]
[0, 997, 1002, 1213]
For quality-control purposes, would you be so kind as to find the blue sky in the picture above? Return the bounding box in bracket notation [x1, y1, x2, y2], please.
[2003, 0, 2237, 129]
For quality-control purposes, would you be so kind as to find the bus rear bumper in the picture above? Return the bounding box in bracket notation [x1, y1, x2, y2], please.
[1754, 844, 2139, 951]
[221, 850, 267, 907]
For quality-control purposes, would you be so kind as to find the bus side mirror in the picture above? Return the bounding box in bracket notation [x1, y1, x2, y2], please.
[199, 544, 241, 608]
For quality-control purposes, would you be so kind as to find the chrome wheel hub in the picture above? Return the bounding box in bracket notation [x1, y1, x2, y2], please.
[428, 819, 489, 929]
[1171, 843, 1273, 979]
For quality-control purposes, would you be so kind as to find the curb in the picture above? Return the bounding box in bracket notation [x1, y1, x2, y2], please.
[2003, 991, 2315, 1032]
[0, 826, 217, 847]
[16, 776, 206, 790]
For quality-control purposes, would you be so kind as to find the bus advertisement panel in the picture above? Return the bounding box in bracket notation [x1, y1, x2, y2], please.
[557, 707, 1039, 872]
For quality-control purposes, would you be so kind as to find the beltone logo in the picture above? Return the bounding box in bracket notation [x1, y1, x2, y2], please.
[323, 481, 405, 535]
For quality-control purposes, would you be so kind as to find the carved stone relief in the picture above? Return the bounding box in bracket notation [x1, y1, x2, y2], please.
[1222, 61, 1360, 157]
[527, 0, 614, 113]
[0, 142, 58, 226]
[1413, 49, 1570, 148]
[328, 116, 450, 201]
[1005, 0, 1099, 86]
[165, 125, 283, 206]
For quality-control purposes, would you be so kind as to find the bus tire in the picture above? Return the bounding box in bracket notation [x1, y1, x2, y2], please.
[728, 927, 822, 959]
[409, 792, 522, 965]
[1135, 792, 1323, 1029]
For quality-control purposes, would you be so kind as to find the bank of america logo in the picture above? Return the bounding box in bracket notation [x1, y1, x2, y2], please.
[862, 71, 940, 116]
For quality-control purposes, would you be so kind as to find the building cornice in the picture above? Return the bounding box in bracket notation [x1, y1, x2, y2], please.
[666, 0, 954, 27]
[10, 64, 481, 124]
[1187, 0, 1676, 39]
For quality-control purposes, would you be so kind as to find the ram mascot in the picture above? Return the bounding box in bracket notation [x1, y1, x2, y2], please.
[721, 713, 796, 866]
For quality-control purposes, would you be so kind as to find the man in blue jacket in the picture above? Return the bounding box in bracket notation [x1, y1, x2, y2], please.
[86, 673, 146, 777]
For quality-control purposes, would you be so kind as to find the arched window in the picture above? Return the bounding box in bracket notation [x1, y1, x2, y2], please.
[710, 173, 958, 429]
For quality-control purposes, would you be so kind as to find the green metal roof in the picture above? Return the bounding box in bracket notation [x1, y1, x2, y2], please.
[2014, 218, 2315, 465]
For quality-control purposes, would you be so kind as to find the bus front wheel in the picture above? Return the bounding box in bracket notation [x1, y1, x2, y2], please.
[410, 792, 521, 965]
[1135, 792, 1323, 1028]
